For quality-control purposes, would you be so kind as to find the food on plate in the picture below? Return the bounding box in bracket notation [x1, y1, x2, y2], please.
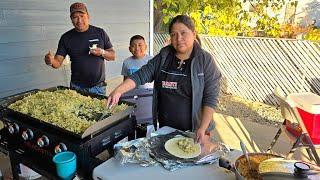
[8, 89, 128, 134]
[177, 138, 197, 153]
[164, 137, 201, 159]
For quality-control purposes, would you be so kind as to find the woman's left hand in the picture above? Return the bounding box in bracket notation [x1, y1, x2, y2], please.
[196, 127, 206, 144]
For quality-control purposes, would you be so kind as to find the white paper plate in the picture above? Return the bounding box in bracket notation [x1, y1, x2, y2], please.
[164, 137, 201, 159]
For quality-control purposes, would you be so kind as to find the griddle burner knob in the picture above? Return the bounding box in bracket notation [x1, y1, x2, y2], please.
[54, 143, 67, 153]
[22, 129, 34, 140]
[8, 123, 19, 134]
[37, 135, 49, 147]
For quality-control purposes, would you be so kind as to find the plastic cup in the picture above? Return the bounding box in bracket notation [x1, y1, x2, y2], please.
[52, 151, 77, 180]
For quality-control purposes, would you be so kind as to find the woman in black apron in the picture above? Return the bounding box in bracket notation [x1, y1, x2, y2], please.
[107, 15, 221, 144]
[157, 49, 193, 131]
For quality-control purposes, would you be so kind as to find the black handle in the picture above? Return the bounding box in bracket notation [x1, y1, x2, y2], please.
[0, 89, 39, 107]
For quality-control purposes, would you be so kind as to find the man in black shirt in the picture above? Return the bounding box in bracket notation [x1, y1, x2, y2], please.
[44, 2, 115, 95]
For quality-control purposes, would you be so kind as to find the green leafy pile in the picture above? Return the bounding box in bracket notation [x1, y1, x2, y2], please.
[9, 89, 128, 134]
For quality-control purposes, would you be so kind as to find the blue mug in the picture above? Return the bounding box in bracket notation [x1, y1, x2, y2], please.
[52, 151, 77, 180]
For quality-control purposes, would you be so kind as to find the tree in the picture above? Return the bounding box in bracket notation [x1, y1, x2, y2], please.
[154, 0, 285, 37]
[154, 0, 242, 36]
[240, 0, 286, 37]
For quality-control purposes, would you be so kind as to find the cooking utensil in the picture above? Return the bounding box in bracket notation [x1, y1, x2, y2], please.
[97, 101, 113, 121]
[240, 142, 253, 171]
[240, 141, 259, 178]
[97, 111, 111, 121]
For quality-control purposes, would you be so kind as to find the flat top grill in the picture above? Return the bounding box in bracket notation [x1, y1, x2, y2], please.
[0, 86, 135, 139]
[0, 86, 137, 179]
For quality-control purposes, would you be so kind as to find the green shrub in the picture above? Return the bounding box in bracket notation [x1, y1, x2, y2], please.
[305, 29, 320, 41]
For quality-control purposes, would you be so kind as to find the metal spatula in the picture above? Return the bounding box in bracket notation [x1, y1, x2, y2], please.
[97, 103, 112, 121]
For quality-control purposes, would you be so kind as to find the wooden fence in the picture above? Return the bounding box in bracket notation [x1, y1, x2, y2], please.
[154, 33, 320, 105]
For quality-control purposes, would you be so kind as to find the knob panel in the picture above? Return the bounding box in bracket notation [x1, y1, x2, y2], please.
[54, 143, 67, 153]
[37, 135, 50, 147]
[21, 129, 34, 140]
[8, 123, 19, 134]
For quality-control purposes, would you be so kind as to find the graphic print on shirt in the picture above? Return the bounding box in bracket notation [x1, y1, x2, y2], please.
[128, 68, 139, 75]
[161, 80, 178, 89]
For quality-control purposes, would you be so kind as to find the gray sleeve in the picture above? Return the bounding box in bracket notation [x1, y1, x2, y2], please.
[129, 54, 160, 86]
[121, 61, 128, 76]
[202, 53, 222, 109]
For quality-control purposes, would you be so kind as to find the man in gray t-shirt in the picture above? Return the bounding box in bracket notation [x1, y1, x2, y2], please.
[121, 35, 153, 89]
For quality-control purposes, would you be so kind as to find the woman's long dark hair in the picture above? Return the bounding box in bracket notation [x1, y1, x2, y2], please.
[168, 15, 201, 47]
[169, 15, 195, 33]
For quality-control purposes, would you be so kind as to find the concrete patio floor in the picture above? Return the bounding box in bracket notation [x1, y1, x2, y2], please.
[0, 76, 319, 179]
[211, 113, 320, 163]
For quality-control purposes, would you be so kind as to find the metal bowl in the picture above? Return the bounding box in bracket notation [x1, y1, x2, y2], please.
[220, 152, 282, 180]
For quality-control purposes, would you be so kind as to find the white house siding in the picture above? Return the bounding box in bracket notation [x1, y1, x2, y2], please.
[0, 0, 152, 98]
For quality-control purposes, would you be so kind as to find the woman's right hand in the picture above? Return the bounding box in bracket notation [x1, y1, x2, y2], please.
[106, 90, 122, 108]
[106, 78, 137, 108]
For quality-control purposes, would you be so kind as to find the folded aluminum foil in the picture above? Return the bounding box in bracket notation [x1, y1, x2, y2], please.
[114, 138, 159, 167]
[114, 130, 230, 171]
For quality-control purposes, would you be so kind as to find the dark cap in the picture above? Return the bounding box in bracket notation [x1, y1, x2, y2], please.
[70, 2, 88, 15]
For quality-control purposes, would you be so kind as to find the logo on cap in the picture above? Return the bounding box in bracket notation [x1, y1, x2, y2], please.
[70, 2, 88, 15]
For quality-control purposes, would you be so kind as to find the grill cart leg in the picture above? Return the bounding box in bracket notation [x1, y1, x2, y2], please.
[128, 131, 135, 141]
[8, 151, 19, 180]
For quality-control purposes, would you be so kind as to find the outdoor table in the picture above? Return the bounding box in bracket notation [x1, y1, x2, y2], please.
[92, 126, 241, 180]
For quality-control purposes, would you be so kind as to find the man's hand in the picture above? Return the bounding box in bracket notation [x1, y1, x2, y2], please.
[44, 50, 54, 65]
[44, 51, 64, 69]
[89, 47, 104, 57]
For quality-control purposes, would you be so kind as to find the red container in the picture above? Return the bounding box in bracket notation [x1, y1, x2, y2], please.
[296, 108, 320, 144]
[288, 92, 320, 144]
